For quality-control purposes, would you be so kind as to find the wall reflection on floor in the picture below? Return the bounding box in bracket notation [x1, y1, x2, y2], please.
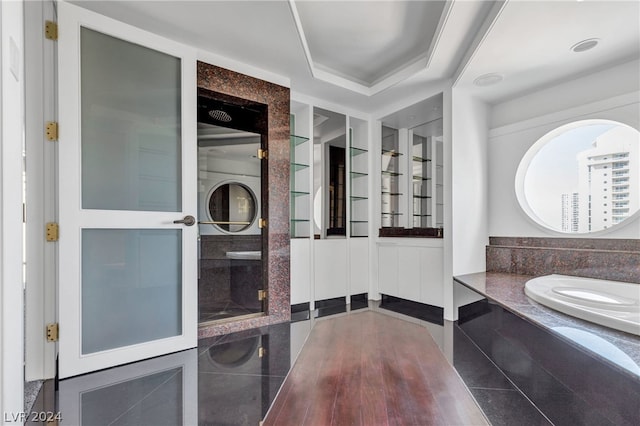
[57, 321, 312, 426]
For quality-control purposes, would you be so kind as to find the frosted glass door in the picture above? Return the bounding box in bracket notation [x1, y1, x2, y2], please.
[58, 3, 197, 378]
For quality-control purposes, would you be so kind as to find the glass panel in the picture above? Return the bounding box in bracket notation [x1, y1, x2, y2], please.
[410, 118, 443, 229]
[313, 107, 347, 238]
[81, 368, 183, 425]
[517, 120, 639, 233]
[381, 126, 402, 227]
[197, 117, 264, 324]
[81, 27, 181, 211]
[82, 229, 182, 354]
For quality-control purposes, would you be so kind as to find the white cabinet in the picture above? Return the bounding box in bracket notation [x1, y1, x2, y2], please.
[314, 239, 348, 301]
[378, 245, 398, 296]
[290, 239, 310, 305]
[377, 242, 444, 307]
[349, 238, 369, 295]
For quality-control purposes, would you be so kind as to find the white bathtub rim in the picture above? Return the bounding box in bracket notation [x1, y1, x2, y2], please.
[525, 274, 640, 337]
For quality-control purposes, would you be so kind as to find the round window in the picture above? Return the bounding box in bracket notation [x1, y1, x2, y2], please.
[208, 182, 257, 233]
[515, 119, 639, 233]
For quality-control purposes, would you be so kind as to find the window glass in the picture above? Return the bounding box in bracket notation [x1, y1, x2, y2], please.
[516, 120, 639, 233]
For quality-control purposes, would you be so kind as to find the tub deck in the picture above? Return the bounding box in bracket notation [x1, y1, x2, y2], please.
[454, 272, 640, 380]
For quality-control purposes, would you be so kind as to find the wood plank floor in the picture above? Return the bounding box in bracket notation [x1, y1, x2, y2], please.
[264, 311, 489, 426]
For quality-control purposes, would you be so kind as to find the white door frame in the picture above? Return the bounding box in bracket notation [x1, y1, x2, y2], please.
[24, 0, 57, 382]
[57, 1, 198, 378]
[1, 0, 25, 417]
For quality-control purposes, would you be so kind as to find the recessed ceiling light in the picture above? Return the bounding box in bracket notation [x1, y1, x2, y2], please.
[571, 38, 599, 53]
[473, 73, 504, 87]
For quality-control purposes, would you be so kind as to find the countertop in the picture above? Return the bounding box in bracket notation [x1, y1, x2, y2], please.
[454, 271, 640, 380]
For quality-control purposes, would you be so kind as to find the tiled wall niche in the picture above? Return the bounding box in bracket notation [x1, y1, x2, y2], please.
[486, 237, 640, 283]
[198, 61, 291, 338]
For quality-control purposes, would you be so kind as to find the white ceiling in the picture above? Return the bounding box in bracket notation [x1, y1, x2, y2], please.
[70, 0, 640, 113]
[456, 0, 640, 104]
[293, 1, 446, 90]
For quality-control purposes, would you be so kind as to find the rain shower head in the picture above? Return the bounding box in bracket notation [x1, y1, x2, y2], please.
[208, 109, 232, 122]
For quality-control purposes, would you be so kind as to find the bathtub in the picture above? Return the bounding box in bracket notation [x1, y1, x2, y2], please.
[525, 274, 640, 336]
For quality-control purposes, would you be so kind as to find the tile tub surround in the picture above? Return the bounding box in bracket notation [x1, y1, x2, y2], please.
[486, 236, 640, 283]
[454, 272, 640, 380]
[198, 61, 291, 338]
[455, 300, 639, 426]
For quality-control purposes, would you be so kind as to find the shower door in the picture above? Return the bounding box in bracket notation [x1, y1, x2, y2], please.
[57, 2, 198, 378]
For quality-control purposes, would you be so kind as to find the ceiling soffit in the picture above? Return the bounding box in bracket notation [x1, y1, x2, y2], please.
[290, 0, 449, 96]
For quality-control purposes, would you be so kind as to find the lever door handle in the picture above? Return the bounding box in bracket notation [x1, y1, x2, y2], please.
[174, 215, 196, 226]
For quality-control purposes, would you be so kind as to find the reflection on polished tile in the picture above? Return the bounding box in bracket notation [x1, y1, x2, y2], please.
[456, 298, 640, 426]
[56, 321, 308, 426]
[59, 350, 197, 426]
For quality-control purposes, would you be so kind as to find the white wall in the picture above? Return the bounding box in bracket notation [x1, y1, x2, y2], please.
[451, 89, 490, 275]
[491, 59, 640, 129]
[1, 0, 25, 417]
[488, 61, 640, 239]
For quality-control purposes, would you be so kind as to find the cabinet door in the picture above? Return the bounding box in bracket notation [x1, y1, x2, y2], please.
[398, 247, 421, 301]
[378, 245, 398, 296]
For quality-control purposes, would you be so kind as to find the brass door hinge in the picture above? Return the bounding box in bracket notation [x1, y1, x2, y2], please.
[258, 346, 266, 358]
[45, 21, 58, 41]
[46, 323, 59, 342]
[258, 218, 268, 229]
[257, 148, 268, 160]
[46, 222, 59, 242]
[258, 289, 268, 301]
[45, 121, 58, 141]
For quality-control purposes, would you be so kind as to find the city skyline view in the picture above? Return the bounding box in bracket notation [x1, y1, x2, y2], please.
[523, 122, 638, 232]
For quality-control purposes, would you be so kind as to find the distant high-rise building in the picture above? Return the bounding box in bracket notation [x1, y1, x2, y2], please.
[577, 127, 639, 232]
[561, 192, 579, 232]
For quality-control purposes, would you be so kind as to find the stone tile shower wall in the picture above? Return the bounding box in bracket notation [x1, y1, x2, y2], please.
[199, 235, 262, 312]
[486, 237, 640, 284]
[198, 62, 290, 338]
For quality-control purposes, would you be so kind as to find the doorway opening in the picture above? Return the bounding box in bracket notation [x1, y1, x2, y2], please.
[197, 91, 268, 325]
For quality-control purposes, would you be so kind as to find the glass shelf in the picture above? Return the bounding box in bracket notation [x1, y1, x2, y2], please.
[381, 191, 402, 196]
[412, 176, 431, 181]
[291, 162, 309, 172]
[350, 195, 368, 201]
[350, 147, 368, 156]
[413, 214, 432, 217]
[382, 212, 403, 216]
[412, 156, 432, 163]
[413, 195, 432, 199]
[290, 134, 309, 146]
[382, 170, 402, 177]
[350, 171, 368, 178]
[382, 149, 402, 157]
[290, 127, 310, 238]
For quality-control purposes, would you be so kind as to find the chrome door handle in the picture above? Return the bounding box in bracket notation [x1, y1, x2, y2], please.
[174, 215, 196, 226]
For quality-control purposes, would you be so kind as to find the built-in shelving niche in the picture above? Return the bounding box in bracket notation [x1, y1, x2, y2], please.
[380, 93, 444, 237]
[349, 118, 369, 237]
[290, 114, 311, 238]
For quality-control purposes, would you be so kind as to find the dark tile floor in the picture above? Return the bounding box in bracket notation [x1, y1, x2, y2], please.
[49, 320, 311, 426]
[30, 300, 636, 425]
